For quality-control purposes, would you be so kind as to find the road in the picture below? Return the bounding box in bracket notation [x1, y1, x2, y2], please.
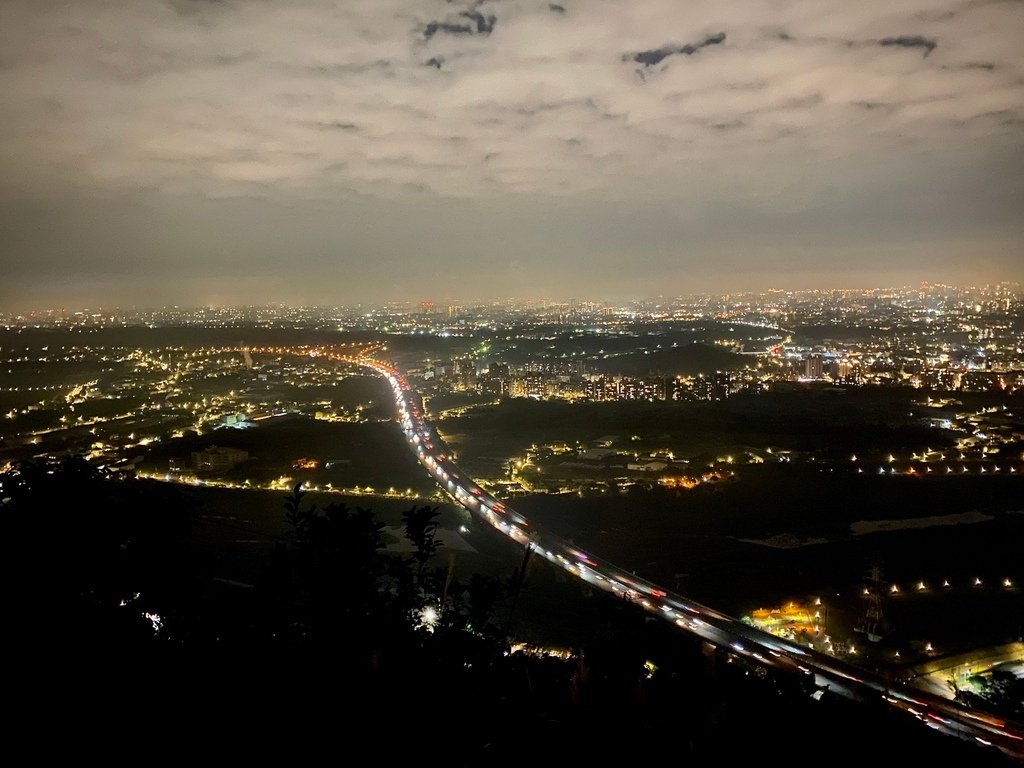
[333, 351, 1024, 759]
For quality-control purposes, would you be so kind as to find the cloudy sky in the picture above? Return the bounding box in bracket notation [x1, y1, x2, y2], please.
[1, 0, 1022, 309]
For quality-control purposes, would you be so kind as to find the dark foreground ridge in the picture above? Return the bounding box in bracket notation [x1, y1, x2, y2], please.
[3, 455, 1018, 764]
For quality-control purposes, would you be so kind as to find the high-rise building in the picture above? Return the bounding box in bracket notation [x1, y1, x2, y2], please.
[192, 445, 248, 473]
[693, 375, 714, 401]
[510, 374, 546, 398]
[804, 355, 824, 379]
[480, 377, 507, 396]
[670, 377, 691, 401]
[713, 372, 732, 400]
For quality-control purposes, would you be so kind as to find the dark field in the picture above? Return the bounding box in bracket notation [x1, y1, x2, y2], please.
[438, 387, 964, 476]
[140, 417, 437, 491]
[589, 342, 747, 376]
[179, 484, 503, 583]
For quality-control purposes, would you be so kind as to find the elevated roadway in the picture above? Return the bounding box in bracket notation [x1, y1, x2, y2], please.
[327, 350, 1023, 758]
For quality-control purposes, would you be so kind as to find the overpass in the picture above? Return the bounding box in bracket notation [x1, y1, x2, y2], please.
[318, 348, 1023, 758]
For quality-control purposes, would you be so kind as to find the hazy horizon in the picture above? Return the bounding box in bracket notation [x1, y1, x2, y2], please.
[4, 279, 1020, 317]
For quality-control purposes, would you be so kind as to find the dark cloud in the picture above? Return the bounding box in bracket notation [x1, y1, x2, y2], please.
[627, 32, 726, 68]
[423, 21, 472, 39]
[425, 56, 444, 69]
[462, 11, 496, 35]
[879, 35, 937, 57]
[548, 4, 566, 13]
[945, 62, 995, 71]
[424, 10, 496, 40]
[314, 121, 360, 132]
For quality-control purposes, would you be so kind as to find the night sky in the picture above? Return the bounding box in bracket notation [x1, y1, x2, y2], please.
[1, 1, 1022, 309]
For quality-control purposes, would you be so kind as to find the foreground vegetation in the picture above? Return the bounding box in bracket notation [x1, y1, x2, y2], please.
[2, 456, 1013, 763]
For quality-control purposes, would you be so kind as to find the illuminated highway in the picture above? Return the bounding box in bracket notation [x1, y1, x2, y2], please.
[332, 350, 1024, 759]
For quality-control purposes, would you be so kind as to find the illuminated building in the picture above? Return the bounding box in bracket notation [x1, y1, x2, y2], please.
[804, 355, 824, 379]
[192, 445, 249, 473]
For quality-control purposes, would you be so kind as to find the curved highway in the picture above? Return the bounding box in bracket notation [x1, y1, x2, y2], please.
[333, 351, 1023, 759]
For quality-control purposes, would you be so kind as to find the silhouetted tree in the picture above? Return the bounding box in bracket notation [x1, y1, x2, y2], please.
[3, 456, 195, 655]
[270, 485, 399, 657]
[504, 541, 533, 631]
[401, 504, 440, 581]
[960, 671, 1024, 718]
[465, 571, 508, 636]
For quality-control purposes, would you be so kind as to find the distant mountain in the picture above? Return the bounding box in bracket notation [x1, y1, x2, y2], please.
[590, 342, 746, 377]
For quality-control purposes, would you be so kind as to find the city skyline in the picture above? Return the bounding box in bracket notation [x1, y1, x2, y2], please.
[2, 1, 1023, 308]
[1, 280, 1020, 318]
